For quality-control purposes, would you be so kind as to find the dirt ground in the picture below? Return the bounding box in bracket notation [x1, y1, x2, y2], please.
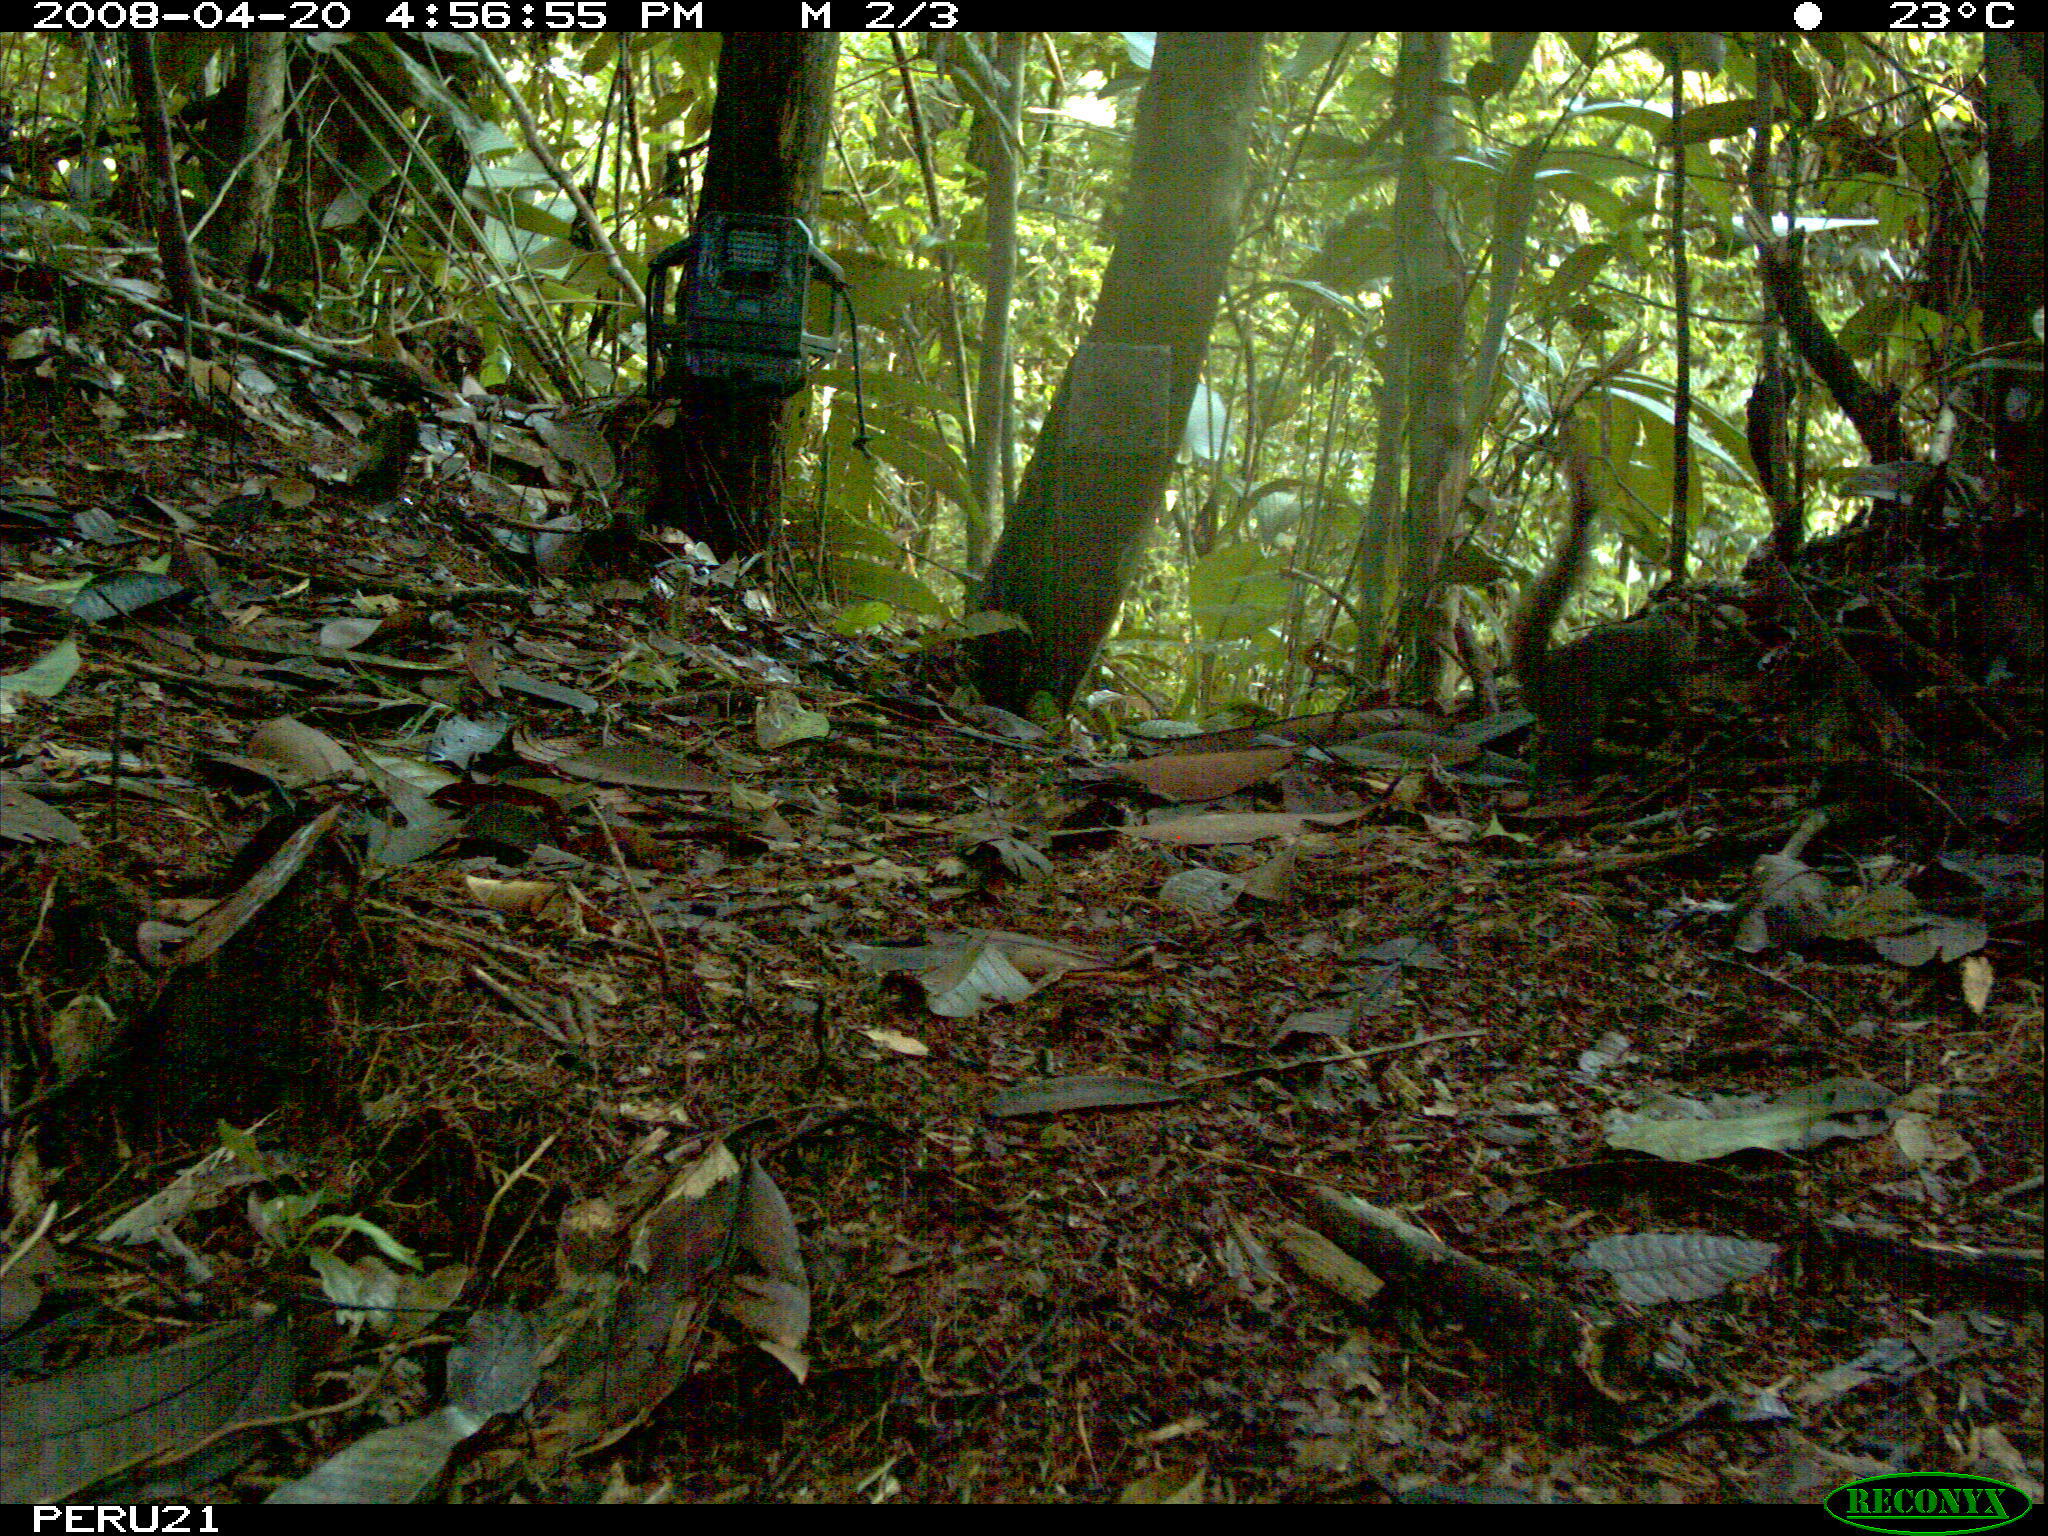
[0, 259, 2040, 1504]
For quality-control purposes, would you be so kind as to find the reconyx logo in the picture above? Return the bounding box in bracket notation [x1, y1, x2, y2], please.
[1824, 1473, 2033, 1534]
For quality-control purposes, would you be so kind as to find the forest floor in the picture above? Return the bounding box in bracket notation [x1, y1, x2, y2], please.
[0, 253, 2040, 1505]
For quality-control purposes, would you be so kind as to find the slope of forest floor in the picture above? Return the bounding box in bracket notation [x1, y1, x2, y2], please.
[0, 249, 2040, 1505]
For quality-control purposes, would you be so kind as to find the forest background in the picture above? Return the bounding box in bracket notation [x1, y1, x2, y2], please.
[0, 30, 2039, 1505]
[0, 29, 2017, 726]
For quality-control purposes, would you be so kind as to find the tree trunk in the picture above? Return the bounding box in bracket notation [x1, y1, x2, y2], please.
[966, 32, 1029, 571]
[126, 36, 208, 345]
[1386, 33, 1467, 705]
[199, 32, 289, 280]
[650, 33, 840, 561]
[1981, 32, 2044, 513]
[970, 32, 1262, 714]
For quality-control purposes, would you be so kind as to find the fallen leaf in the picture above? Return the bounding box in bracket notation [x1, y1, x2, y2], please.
[1113, 746, 1294, 803]
[986, 1075, 1185, 1117]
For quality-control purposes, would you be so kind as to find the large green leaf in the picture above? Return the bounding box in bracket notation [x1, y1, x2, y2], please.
[1279, 33, 1350, 82]
[1572, 98, 1671, 138]
[1601, 377, 1750, 480]
[488, 197, 580, 242]
[1249, 278, 1374, 326]
[814, 368, 962, 420]
[826, 557, 946, 617]
[153, 35, 230, 91]
[468, 157, 556, 192]
[1188, 542, 1291, 647]
[817, 507, 898, 563]
[1534, 170, 1626, 228]
[858, 411, 978, 515]
[1676, 99, 1764, 144]
[1541, 242, 1616, 307]
[828, 252, 931, 327]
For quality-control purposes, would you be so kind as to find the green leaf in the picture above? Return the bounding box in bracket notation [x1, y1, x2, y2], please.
[818, 507, 898, 562]
[217, 1122, 277, 1178]
[308, 1215, 424, 1271]
[828, 251, 931, 326]
[495, 198, 579, 241]
[459, 122, 520, 161]
[1251, 277, 1373, 324]
[827, 557, 946, 617]
[1837, 296, 1904, 359]
[1559, 33, 1602, 69]
[1280, 33, 1349, 82]
[1534, 169, 1625, 228]
[829, 601, 894, 635]
[1188, 542, 1290, 646]
[468, 158, 555, 192]
[0, 638, 80, 697]
[860, 416, 978, 515]
[815, 367, 961, 419]
[1572, 98, 1670, 137]
[1541, 242, 1615, 308]
[1676, 99, 1762, 145]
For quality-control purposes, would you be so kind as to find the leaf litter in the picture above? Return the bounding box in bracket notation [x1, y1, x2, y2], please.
[0, 244, 2038, 1509]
